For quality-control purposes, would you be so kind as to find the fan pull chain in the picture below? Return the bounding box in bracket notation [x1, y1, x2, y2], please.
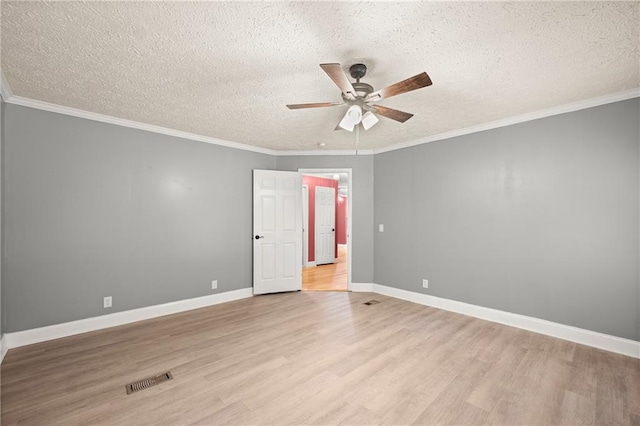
[355, 124, 360, 155]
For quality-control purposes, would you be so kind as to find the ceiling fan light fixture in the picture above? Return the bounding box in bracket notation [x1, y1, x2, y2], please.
[339, 105, 363, 131]
[288, 63, 432, 132]
[361, 111, 379, 130]
[339, 120, 355, 132]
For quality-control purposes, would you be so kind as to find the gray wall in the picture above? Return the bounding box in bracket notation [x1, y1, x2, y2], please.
[4, 105, 275, 332]
[374, 98, 640, 341]
[276, 155, 374, 283]
[3, 98, 638, 342]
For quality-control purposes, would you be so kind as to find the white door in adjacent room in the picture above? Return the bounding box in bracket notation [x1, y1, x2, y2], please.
[302, 185, 309, 266]
[253, 170, 302, 295]
[315, 186, 336, 265]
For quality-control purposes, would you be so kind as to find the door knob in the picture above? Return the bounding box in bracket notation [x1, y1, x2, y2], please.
[255, 235, 265, 240]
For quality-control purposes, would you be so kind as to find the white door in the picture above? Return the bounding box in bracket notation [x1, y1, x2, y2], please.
[315, 186, 336, 265]
[253, 170, 302, 295]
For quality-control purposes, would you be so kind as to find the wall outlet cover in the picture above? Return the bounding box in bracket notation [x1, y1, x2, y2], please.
[422, 279, 429, 289]
[103, 296, 112, 308]
[211, 280, 218, 290]
[379, 224, 384, 232]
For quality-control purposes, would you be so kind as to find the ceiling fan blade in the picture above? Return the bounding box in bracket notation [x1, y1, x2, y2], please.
[286, 102, 342, 109]
[320, 63, 357, 100]
[366, 72, 432, 102]
[373, 105, 414, 123]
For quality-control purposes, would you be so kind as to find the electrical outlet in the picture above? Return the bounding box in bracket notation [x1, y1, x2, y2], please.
[422, 279, 429, 289]
[211, 280, 218, 290]
[103, 296, 112, 308]
[379, 224, 384, 232]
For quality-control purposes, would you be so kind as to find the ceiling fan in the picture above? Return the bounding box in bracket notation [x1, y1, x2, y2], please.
[286, 63, 432, 132]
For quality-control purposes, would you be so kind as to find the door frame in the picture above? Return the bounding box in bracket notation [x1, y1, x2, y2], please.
[302, 184, 310, 267]
[299, 168, 353, 291]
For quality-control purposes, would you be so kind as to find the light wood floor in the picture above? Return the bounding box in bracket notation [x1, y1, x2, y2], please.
[303, 245, 347, 292]
[2, 291, 639, 425]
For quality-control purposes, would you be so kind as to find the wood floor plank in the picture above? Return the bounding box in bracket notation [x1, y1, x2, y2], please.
[303, 245, 347, 291]
[2, 291, 638, 425]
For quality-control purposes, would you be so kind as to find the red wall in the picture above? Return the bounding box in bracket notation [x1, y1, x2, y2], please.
[303, 176, 338, 262]
[337, 195, 348, 245]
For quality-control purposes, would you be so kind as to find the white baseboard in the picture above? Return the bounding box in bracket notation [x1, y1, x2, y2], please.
[350, 282, 374, 292]
[306, 261, 317, 267]
[4, 285, 637, 360]
[4, 288, 253, 350]
[371, 284, 640, 359]
[1, 334, 8, 364]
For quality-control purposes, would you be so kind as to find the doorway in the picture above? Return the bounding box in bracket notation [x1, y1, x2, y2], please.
[299, 168, 352, 292]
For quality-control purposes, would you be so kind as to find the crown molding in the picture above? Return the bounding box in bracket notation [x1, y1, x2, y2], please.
[373, 88, 640, 154]
[2, 83, 637, 156]
[277, 149, 374, 156]
[3, 92, 371, 156]
[1, 70, 14, 100]
[5, 95, 278, 156]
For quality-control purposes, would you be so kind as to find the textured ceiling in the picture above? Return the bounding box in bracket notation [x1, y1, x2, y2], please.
[2, 1, 639, 151]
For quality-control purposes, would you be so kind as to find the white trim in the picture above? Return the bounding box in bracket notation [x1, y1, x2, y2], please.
[1, 88, 636, 156]
[4, 288, 253, 350]
[373, 89, 640, 154]
[1, 282, 636, 358]
[302, 184, 310, 267]
[278, 149, 374, 156]
[300, 168, 353, 291]
[371, 284, 640, 359]
[5, 96, 276, 155]
[350, 283, 374, 292]
[306, 261, 317, 267]
[1, 70, 13, 100]
[1, 335, 8, 364]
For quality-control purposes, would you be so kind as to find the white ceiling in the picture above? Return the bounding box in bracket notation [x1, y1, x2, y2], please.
[2, 1, 638, 152]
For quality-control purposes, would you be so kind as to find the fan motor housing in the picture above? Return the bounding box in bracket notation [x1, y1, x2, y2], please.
[349, 63, 368, 80]
[352, 82, 374, 98]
